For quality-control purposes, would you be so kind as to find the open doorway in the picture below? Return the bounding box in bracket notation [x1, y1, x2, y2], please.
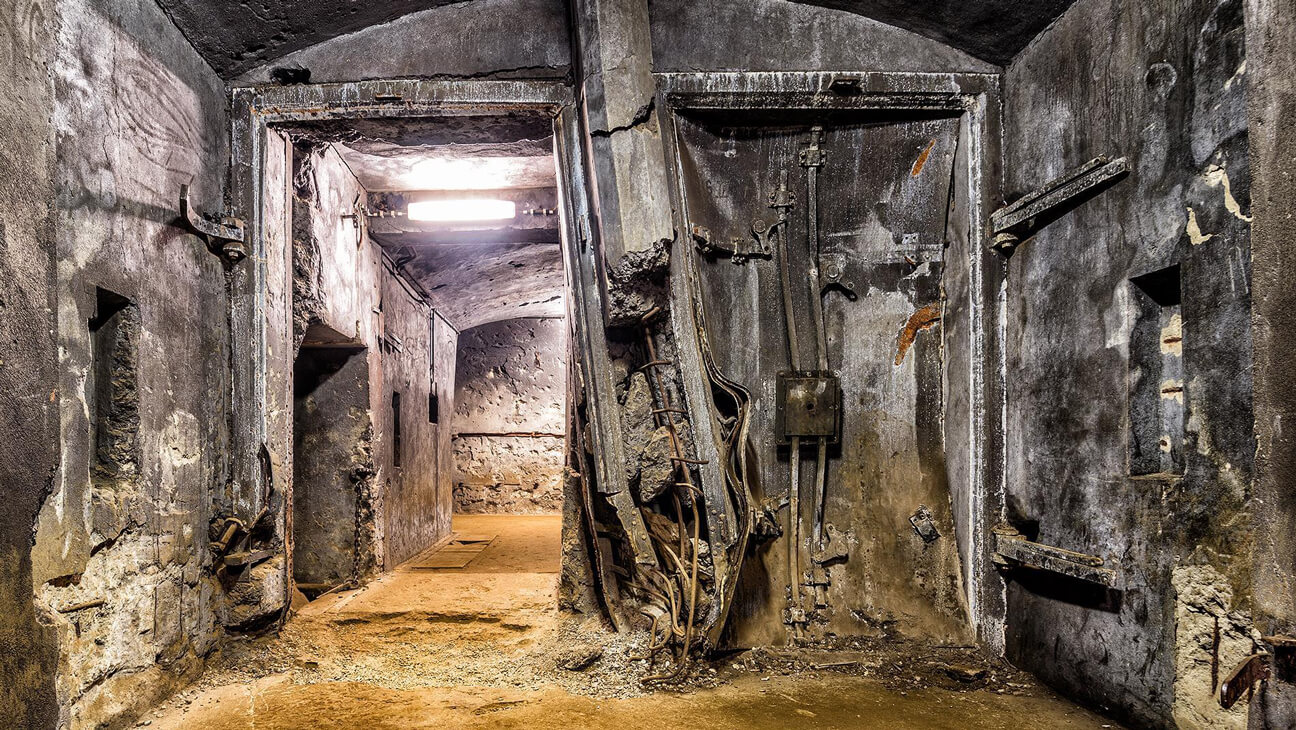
[292, 324, 371, 596]
[280, 106, 571, 619]
[441, 315, 567, 573]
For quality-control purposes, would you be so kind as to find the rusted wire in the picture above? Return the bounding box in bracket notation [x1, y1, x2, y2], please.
[639, 309, 705, 683]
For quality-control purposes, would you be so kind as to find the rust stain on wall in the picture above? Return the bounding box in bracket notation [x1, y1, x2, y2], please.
[911, 138, 937, 177]
[894, 303, 942, 366]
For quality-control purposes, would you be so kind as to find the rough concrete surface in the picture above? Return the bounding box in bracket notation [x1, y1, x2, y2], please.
[1244, 0, 1296, 724]
[453, 318, 567, 513]
[159, 0, 1068, 76]
[157, 0, 472, 79]
[1002, 0, 1256, 725]
[234, 0, 572, 85]
[0, 0, 60, 726]
[24, 0, 230, 726]
[650, 0, 998, 74]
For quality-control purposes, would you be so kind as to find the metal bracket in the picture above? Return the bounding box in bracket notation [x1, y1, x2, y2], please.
[806, 565, 831, 609]
[910, 506, 940, 543]
[181, 185, 247, 262]
[819, 252, 858, 299]
[826, 75, 863, 95]
[991, 525, 1119, 587]
[989, 156, 1130, 253]
[799, 126, 826, 168]
[689, 217, 781, 265]
[1220, 652, 1271, 709]
[811, 523, 850, 565]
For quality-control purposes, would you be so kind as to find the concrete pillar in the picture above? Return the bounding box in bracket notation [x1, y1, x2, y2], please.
[0, 1, 60, 724]
[1245, 0, 1296, 723]
[570, 0, 675, 270]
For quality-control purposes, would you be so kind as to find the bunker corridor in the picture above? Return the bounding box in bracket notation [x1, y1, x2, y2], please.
[5, 0, 1294, 728]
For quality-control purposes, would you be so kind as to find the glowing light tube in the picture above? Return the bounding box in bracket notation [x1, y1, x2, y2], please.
[406, 199, 516, 222]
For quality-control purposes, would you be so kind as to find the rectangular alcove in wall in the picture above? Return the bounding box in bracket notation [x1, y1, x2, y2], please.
[1128, 264, 1184, 477]
[88, 286, 140, 488]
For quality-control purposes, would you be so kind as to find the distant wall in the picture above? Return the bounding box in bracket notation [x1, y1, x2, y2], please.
[1002, 0, 1254, 726]
[452, 318, 567, 514]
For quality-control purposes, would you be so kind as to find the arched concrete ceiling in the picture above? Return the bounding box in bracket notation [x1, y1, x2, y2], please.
[792, 0, 1078, 65]
[157, 0, 1075, 77]
[396, 241, 566, 330]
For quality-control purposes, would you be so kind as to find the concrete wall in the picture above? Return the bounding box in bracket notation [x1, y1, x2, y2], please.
[290, 143, 456, 574]
[452, 317, 568, 514]
[378, 276, 454, 568]
[22, 0, 231, 726]
[0, 0, 60, 726]
[1002, 0, 1254, 726]
[1243, 0, 1296, 723]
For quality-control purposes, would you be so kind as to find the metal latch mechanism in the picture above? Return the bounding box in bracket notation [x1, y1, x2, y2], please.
[181, 185, 246, 262]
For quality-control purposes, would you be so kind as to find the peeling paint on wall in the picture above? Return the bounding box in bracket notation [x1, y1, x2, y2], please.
[1172, 564, 1259, 729]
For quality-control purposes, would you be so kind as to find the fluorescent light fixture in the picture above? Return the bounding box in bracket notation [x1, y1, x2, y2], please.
[407, 199, 516, 222]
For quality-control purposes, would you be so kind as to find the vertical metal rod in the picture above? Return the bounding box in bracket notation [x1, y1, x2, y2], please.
[805, 127, 829, 372]
[789, 435, 803, 642]
[803, 126, 831, 563]
[775, 169, 800, 370]
[774, 165, 806, 639]
[812, 440, 828, 545]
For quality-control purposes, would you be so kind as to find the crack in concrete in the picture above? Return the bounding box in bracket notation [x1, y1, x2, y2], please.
[590, 98, 655, 138]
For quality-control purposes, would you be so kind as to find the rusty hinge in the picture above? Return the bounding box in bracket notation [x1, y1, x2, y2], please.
[181, 185, 246, 262]
[989, 156, 1130, 253]
[799, 126, 826, 168]
[991, 524, 1119, 587]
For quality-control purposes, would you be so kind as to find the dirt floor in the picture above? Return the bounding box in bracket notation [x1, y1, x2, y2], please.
[144, 514, 1122, 729]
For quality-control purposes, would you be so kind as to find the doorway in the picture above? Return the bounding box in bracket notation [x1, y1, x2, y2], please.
[264, 91, 578, 631]
[292, 324, 370, 594]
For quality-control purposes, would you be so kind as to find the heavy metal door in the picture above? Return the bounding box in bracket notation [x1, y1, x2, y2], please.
[674, 111, 972, 645]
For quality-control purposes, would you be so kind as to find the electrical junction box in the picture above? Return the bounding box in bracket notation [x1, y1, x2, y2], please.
[775, 371, 841, 445]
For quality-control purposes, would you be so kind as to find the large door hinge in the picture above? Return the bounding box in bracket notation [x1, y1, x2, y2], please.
[181, 185, 246, 263]
[989, 156, 1129, 253]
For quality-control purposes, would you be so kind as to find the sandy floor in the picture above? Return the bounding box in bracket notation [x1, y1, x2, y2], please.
[145, 514, 1122, 729]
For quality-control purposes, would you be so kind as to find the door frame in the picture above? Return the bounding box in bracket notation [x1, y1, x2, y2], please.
[226, 78, 587, 619]
[653, 71, 1008, 649]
